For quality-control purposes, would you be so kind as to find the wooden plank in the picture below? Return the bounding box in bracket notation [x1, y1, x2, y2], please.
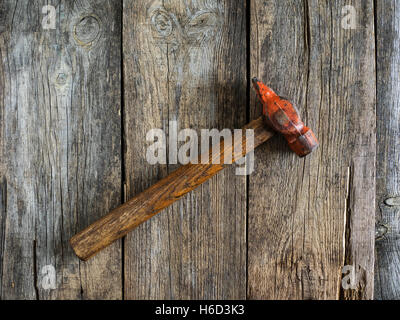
[123, 0, 247, 299]
[375, 0, 400, 300]
[249, 0, 376, 299]
[0, 0, 122, 299]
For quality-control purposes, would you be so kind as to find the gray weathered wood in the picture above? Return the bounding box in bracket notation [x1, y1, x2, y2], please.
[375, 0, 400, 300]
[123, 0, 247, 299]
[249, 0, 376, 299]
[0, 0, 122, 299]
[0, 0, 388, 300]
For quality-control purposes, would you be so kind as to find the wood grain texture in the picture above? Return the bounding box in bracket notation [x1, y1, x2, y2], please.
[375, 0, 400, 300]
[0, 0, 122, 299]
[0, 0, 389, 300]
[123, 0, 247, 299]
[249, 0, 376, 299]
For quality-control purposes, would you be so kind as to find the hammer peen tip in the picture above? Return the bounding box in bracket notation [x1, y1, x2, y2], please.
[252, 78, 319, 157]
[252, 77, 261, 93]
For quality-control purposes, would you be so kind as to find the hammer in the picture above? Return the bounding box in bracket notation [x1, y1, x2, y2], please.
[70, 78, 318, 261]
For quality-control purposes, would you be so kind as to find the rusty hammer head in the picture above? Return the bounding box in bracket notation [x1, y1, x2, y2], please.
[252, 78, 318, 157]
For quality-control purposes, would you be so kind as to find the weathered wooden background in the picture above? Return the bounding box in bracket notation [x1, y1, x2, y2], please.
[0, 0, 397, 300]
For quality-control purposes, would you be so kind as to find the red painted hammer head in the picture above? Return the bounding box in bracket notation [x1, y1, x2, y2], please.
[252, 78, 319, 157]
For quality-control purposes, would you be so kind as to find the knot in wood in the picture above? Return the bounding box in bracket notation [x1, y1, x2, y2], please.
[151, 9, 173, 37]
[56, 73, 67, 86]
[73, 14, 101, 48]
[384, 197, 400, 207]
[185, 10, 219, 40]
[375, 223, 388, 240]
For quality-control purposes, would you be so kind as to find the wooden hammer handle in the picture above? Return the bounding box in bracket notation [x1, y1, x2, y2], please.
[70, 117, 274, 261]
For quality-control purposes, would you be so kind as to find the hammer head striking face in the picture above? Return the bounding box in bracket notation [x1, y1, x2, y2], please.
[252, 78, 319, 157]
